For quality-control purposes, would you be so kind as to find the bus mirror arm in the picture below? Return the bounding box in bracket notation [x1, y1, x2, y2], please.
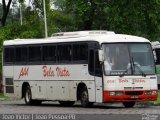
[98, 49, 104, 62]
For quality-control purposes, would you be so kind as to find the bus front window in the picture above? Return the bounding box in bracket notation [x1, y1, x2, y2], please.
[103, 44, 131, 75]
[130, 44, 155, 75]
[102, 43, 155, 76]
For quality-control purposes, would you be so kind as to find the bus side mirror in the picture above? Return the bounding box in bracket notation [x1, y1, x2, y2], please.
[153, 50, 157, 63]
[98, 49, 104, 62]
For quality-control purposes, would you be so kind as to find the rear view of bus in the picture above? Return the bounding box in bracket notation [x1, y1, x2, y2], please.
[101, 35, 158, 108]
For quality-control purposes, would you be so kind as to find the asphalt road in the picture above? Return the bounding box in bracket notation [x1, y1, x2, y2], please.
[0, 100, 159, 120]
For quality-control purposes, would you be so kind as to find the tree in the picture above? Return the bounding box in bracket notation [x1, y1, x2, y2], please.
[105, 0, 160, 40]
[0, 0, 13, 26]
[53, 0, 111, 30]
[54, 0, 160, 40]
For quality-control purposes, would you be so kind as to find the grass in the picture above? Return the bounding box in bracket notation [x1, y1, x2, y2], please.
[153, 92, 160, 105]
[0, 93, 10, 101]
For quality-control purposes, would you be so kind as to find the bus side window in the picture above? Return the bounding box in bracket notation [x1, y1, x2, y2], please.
[72, 43, 88, 62]
[43, 45, 56, 62]
[72, 44, 79, 61]
[15, 47, 27, 63]
[89, 49, 94, 74]
[57, 44, 71, 62]
[79, 44, 88, 61]
[89, 49, 102, 76]
[4, 47, 15, 64]
[29, 46, 41, 62]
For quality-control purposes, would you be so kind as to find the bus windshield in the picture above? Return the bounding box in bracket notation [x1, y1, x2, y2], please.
[102, 43, 155, 76]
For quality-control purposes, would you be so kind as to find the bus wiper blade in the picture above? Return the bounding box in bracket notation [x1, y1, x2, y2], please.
[131, 57, 146, 77]
[134, 63, 146, 77]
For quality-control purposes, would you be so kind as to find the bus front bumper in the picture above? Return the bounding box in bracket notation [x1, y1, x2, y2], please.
[103, 90, 158, 103]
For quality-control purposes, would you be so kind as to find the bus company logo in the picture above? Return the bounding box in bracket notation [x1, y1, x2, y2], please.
[119, 79, 129, 83]
[42, 65, 55, 77]
[18, 67, 29, 79]
[56, 67, 70, 77]
[42, 65, 70, 78]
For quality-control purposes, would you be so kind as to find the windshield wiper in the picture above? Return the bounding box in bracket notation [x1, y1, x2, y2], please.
[120, 57, 146, 77]
[133, 62, 146, 77]
[131, 57, 146, 77]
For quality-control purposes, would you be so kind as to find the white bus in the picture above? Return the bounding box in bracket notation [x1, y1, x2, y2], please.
[3, 31, 158, 108]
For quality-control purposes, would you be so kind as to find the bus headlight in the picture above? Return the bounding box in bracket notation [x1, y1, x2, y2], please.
[116, 91, 123, 96]
[145, 90, 157, 95]
[109, 91, 123, 96]
[109, 92, 116, 96]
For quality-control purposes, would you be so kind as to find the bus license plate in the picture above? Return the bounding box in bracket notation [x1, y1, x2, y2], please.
[130, 96, 139, 99]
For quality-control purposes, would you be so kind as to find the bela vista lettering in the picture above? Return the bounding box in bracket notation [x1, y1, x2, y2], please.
[42, 65, 55, 77]
[42, 65, 70, 77]
[19, 67, 29, 79]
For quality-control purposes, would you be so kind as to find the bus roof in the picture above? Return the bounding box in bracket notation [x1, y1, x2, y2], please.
[3, 31, 150, 46]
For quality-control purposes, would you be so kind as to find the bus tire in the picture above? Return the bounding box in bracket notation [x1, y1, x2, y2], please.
[123, 102, 135, 108]
[59, 101, 75, 106]
[80, 87, 93, 107]
[24, 86, 33, 105]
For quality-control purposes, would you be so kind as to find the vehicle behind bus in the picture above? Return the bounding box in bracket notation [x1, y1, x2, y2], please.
[151, 41, 160, 89]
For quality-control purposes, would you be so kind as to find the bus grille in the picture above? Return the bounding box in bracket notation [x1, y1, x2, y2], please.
[125, 91, 143, 96]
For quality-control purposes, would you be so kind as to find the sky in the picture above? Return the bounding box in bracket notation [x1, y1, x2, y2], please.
[0, 0, 30, 6]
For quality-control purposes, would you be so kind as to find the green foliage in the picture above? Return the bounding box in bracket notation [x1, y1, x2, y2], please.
[0, 22, 44, 74]
[0, 0, 160, 51]
[19, 31, 38, 38]
[1, 0, 160, 40]
[153, 92, 160, 105]
[0, 93, 10, 101]
[47, 10, 76, 35]
[104, 0, 160, 40]
[54, 0, 160, 40]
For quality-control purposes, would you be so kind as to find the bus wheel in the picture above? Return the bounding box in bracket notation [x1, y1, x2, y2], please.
[59, 101, 75, 106]
[24, 86, 33, 105]
[80, 87, 93, 107]
[123, 102, 135, 108]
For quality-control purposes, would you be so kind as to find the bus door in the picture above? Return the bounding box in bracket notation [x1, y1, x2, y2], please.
[89, 48, 103, 103]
